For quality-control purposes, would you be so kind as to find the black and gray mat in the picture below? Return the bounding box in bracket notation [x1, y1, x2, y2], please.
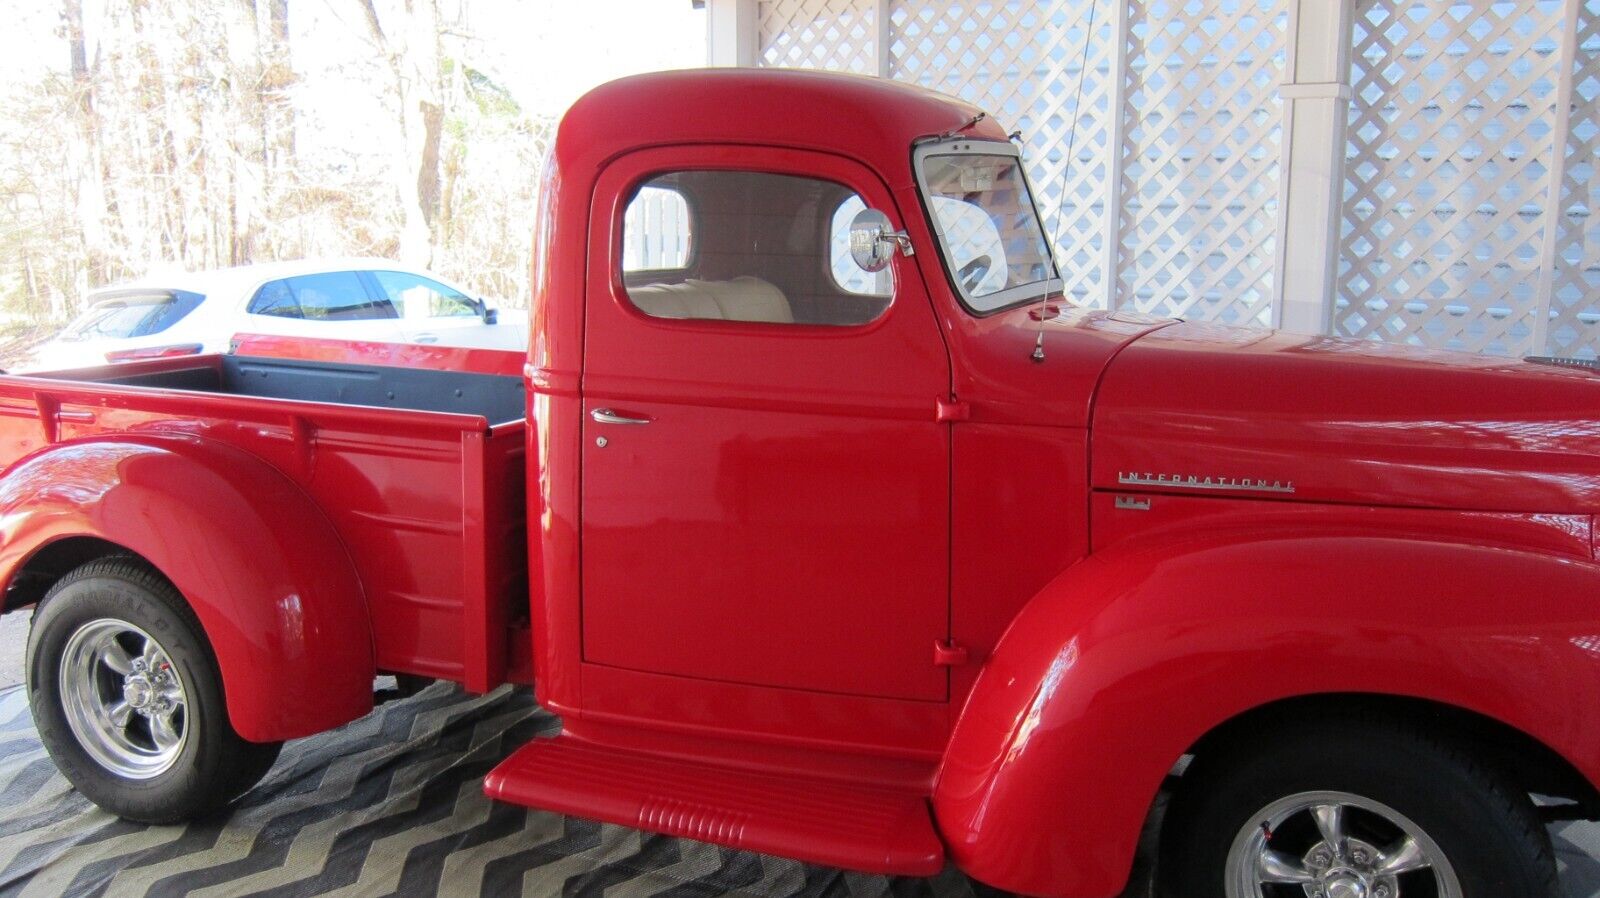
[0, 683, 1598, 897]
[0, 683, 994, 897]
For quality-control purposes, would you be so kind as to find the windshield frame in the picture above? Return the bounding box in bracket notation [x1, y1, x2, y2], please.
[912, 140, 1062, 317]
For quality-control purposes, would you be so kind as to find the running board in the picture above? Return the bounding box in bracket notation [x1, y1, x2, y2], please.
[484, 735, 945, 875]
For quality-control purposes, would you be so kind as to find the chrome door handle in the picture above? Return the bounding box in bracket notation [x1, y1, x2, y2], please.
[590, 408, 652, 425]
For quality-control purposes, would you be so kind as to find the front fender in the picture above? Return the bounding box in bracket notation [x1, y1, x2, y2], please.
[933, 533, 1600, 898]
[0, 435, 372, 742]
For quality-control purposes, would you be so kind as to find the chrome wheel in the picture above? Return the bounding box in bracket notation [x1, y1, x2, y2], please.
[1226, 791, 1462, 898]
[58, 618, 189, 779]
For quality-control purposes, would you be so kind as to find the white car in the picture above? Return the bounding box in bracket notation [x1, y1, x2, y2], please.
[28, 258, 526, 371]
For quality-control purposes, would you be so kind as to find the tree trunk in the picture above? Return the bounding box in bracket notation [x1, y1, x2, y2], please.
[360, 0, 444, 267]
[62, 0, 109, 305]
[266, 0, 293, 159]
[256, 0, 292, 260]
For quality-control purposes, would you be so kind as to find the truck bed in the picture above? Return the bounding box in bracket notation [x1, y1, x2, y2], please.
[99, 355, 525, 425]
[0, 352, 530, 691]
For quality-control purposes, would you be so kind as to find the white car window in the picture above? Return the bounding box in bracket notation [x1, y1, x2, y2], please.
[248, 272, 398, 321]
[369, 271, 479, 320]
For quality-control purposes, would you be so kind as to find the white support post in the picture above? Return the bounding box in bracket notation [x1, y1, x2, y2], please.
[1273, 0, 1356, 334]
[874, 0, 892, 77]
[1099, 0, 1131, 311]
[706, 0, 759, 67]
[1531, 0, 1582, 356]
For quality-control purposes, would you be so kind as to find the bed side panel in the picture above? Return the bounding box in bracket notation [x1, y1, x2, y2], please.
[299, 423, 477, 681]
[42, 389, 489, 684]
[7, 367, 524, 688]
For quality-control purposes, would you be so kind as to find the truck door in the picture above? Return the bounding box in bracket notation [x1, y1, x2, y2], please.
[579, 145, 952, 702]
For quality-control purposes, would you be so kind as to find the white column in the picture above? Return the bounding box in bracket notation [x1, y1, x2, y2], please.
[1272, 0, 1356, 334]
[874, 0, 891, 77]
[1099, 0, 1131, 311]
[1531, 0, 1583, 356]
[706, 0, 759, 67]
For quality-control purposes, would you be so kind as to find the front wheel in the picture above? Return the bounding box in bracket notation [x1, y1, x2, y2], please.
[27, 557, 281, 822]
[1158, 716, 1561, 898]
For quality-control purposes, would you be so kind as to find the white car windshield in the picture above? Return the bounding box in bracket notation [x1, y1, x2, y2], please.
[915, 147, 1059, 313]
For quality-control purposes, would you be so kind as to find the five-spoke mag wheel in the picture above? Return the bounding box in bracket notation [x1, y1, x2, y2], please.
[27, 557, 281, 822]
[1227, 791, 1461, 898]
[1160, 714, 1562, 898]
[59, 618, 190, 779]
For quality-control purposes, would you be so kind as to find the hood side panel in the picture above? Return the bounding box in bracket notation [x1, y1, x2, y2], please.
[1091, 322, 1600, 514]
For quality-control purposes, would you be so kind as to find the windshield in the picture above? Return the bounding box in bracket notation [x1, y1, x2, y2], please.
[60, 290, 205, 341]
[915, 146, 1059, 313]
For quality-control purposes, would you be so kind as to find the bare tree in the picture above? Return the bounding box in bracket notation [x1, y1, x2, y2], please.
[62, 0, 109, 318]
[359, 0, 445, 266]
[1, 0, 554, 362]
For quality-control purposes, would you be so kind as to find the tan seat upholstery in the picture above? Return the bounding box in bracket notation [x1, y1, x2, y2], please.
[627, 276, 793, 324]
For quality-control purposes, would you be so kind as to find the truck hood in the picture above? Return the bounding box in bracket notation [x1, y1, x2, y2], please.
[1091, 321, 1600, 514]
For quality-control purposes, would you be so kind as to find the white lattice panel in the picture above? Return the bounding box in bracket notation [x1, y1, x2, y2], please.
[759, 0, 879, 73]
[756, 0, 1288, 318]
[746, 0, 1598, 353]
[1117, 0, 1289, 324]
[1546, 3, 1600, 358]
[1337, 0, 1571, 355]
[889, 0, 1121, 307]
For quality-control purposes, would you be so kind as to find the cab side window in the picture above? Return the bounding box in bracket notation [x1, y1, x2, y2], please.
[621, 170, 891, 327]
[247, 271, 398, 321]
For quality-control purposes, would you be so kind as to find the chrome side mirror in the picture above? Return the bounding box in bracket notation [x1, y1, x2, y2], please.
[849, 208, 914, 274]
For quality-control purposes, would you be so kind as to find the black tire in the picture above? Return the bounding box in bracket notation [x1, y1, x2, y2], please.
[1158, 714, 1560, 898]
[26, 556, 282, 823]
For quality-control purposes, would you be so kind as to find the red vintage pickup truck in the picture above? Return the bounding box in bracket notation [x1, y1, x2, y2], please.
[4, 69, 1600, 898]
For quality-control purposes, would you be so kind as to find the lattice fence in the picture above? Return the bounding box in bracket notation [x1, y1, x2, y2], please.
[1336, 0, 1599, 357]
[887, 0, 1123, 309]
[759, 0, 1290, 325]
[750, 0, 1600, 357]
[1118, 0, 1287, 324]
[758, 0, 880, 73]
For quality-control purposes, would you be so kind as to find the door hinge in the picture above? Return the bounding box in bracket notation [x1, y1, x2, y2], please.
[935, 398, 970, 422]
[933, 638, 970, 666]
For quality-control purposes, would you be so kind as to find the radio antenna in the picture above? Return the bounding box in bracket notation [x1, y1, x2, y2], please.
[1031, 0, 1101, 363]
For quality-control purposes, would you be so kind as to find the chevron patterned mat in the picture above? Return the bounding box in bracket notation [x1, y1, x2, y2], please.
[0, 681, 1598, 897]
[0, 683, 1001, 898]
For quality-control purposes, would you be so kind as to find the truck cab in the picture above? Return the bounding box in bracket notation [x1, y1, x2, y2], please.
[499, 69, 1600, 898]
[4, 69, 1600, 898]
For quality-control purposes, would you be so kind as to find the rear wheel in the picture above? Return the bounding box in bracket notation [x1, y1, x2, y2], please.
[1158, 716, 1560, 898]
[27, 557, 281, 822]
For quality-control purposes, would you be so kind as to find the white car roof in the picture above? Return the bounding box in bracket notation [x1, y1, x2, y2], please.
[85, 258, 457, 303]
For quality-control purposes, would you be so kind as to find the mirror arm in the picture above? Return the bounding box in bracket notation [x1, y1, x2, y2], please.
[884, 231, 915, 257]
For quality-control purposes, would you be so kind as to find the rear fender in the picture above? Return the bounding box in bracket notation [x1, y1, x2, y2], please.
[0, 435, 372, 742]
[933, 534, 1600, 898]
